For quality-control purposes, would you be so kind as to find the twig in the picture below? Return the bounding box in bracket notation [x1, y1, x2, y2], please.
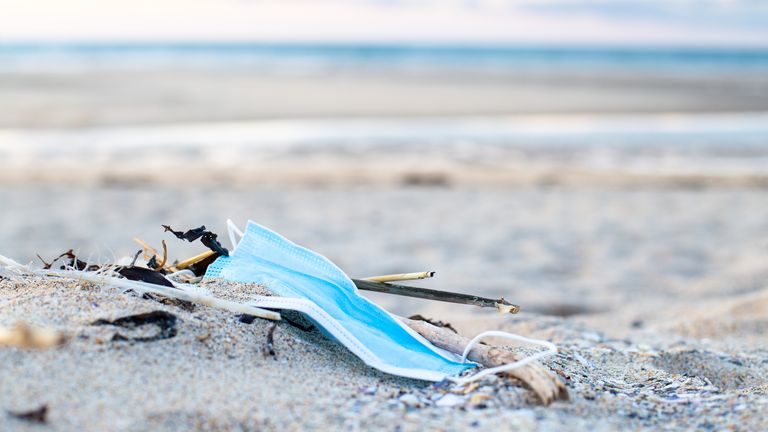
[133, 237, 160, 261]
[156, 240, 168, 270]
[363, 271, 435, 283]
[129, 249, 142, 267]
[400, 317, 567, 405]
[133, 237, 177, 272]
[352, 279, 520, 313]
[35, 254, 51, 268]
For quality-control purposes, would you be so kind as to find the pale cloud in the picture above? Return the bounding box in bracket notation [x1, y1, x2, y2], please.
[0, 0, 766, 46]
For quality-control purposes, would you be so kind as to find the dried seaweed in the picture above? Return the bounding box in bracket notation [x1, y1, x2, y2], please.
[117, 266, 175, 287]
[264, 323, 277, 358]
[409, 314, 457, 333]
[162, 225, 229, 257]
[37, 249, 95, 271]
[185, 252, 220, 277]
[92, 311, 178, 342]
[8, 405, 48, 424]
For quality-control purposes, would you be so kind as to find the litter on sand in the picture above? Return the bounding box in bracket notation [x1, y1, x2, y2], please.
[0, 219, 565, 405]
[91, 310, 178, 342]
[8, 405, 48, 424]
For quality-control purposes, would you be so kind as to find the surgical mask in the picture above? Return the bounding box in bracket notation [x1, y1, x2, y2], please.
[205, 220, 556, 383]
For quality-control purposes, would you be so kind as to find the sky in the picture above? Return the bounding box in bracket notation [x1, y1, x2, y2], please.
[0, 0, 767, 47]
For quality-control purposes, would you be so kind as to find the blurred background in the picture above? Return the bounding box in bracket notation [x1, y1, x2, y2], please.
[1, 0, 767, 325]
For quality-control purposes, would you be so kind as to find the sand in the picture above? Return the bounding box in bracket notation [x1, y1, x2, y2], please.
[2, 57, 767, 431]
[2, 68, 768, 128]
[3, 184, 767, 317]
[1, 275, 766, 431]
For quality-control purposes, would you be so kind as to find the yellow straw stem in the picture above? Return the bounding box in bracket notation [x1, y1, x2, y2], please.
[174, 250, 217, 270]
[363, 271, 435, 283]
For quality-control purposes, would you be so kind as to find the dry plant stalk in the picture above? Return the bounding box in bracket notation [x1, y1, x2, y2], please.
[401, 317, 568, 405]
[174, 250, 217, 270]
[0, 323, 65, 349]
[134, 237, 216, 272]
[364, 271, 435, 283]
[133, 237, 161, 260]
[133, 237, 177, 272]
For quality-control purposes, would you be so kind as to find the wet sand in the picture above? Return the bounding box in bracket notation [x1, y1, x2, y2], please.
[2, 68, 768, 128]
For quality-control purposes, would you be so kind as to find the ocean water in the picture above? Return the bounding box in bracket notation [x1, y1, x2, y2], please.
[2, 43, 768, 72]
[0, 43, 766, 181]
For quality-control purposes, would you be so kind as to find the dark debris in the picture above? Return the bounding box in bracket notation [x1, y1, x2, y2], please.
[237, 314, 258, 324]
[8, 405, 48, 424]
[162, 224, 229, 257]
[237, 310, 315, 332]
[264, 323, 277, 358]
[92, 311, 178, 342]
[117, 266, 175, 287]
[37, 249, 96, 271]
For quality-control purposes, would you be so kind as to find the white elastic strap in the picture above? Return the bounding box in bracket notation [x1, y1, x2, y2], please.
[227, 219, 245, 252]
[449, 330, 558, 385]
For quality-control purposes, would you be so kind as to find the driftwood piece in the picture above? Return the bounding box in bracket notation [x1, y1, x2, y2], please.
[353, 278, 520, 313]
[401, 317, 568, 405]
[0, 323, 65, 349]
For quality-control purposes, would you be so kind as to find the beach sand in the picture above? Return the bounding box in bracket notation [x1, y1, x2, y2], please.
[1, 276, 766, 431]
[2, 68, 768, 128]
[1, 185, 767, 430]
[2, 61, 767, 430]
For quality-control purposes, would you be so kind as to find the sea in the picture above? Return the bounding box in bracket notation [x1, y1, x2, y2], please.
[1, 43, 767, 181]
[2, 43, 768, 72]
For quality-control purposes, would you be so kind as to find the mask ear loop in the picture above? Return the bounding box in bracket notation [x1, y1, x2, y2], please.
[227, 219, 245, 252]
[448, 330, 558, 386]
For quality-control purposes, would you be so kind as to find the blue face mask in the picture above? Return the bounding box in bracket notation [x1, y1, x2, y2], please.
[204, 220, 473, 381]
